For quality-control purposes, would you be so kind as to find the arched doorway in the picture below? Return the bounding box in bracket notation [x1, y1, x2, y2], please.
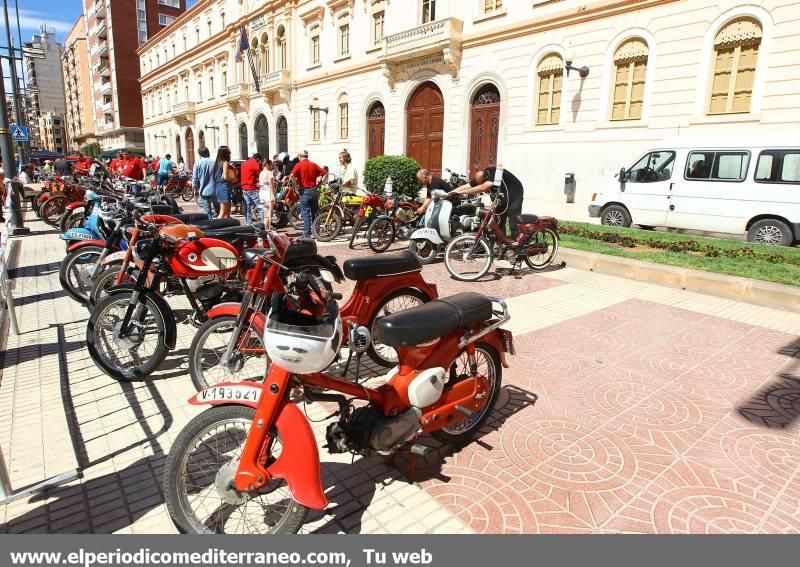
[469, 84, 501, 178]
[255, 114, 269, 158]
[406, 82, 444, 176]
[367, 101, 385, 160]
[276, 116, 288, 154]
[185, 128, 195, 169]
[239, 123, 248, 159]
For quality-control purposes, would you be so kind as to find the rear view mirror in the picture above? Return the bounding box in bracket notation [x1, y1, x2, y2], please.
[618, 167, 627, 191]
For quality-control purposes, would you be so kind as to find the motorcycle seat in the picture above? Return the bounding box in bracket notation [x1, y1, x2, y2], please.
[242, 239, 317, 267]
[343, 250, 421, 281]
[170, 213, 210, 224]
[195, 219, 243, 232]
[515, 214, 539, 224]
[375, 292, 494, 348]
[203, 224, 260, 242]
[149, 204, 181, 215]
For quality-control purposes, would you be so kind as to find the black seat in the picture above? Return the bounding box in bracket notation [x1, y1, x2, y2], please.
[375, 292, 494, 348]
[284, 238, 317, 262]
[148, 204, 181, 215]
[515, 214, 539, 224]
[242, 248, 267, 267]
[192, 218, 241, 230]
[171, 213, 212, 224]
[203, 224, 257, 242]
[343, 250, 421, 281]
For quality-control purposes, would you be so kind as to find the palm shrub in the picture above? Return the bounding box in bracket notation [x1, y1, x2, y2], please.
[363, 155, 421, 200]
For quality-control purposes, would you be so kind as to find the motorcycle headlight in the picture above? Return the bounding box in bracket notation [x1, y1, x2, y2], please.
[135, 240, 155, 261]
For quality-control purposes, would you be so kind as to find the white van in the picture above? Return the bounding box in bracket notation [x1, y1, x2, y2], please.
[588, 140, 800, 246]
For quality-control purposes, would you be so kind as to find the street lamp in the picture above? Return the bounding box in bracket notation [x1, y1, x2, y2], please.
[308, 105, 329, 114]
[564, 46, 589, 78]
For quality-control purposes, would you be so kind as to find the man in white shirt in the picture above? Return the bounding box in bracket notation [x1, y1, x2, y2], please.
[338, 150, 362, 195]
[18, 165, 33, 185]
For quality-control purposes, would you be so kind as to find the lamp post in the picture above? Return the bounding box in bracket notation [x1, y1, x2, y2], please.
[308, 105, 329, 114]
[564, 47, 590, 78]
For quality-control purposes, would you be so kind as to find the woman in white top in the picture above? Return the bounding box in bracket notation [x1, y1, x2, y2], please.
[176, 156, 187, 174]
[338, 150, 362, 195]
[258, 159, 276, 228]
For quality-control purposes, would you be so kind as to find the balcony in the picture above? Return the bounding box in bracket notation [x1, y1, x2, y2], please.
[97, 40, 108, 57]
[92, 1, 106, 19]
[172, 101, 196, 124]
[252, 70, 291, 101]
[100, 81, 112, 94]
[225, 82, 250, 110]
[91, 20, 107, 38]
[380, 17, 463, 85]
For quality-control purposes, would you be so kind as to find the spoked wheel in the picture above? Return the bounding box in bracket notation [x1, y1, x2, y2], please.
[348, 215, 364, 249]
[444, 234, 493, 281]
[524, 228, 560, 270]
[181, 186, 195, 201]
[59, 211, 85, 234]
[41, 196, 67, 228]
[408, 239, 438, 265]
[189, 315, 268, 391]
[432, 343, 502, 445]
[59, 245, 104, 304]
[367, 289, 430, 367]
[312, 207, 343, 242]
[88, 267, 135, 309]
[366, 218, 395, 253]
[164, 406, 308, 534]
[86, 291, 169, 380]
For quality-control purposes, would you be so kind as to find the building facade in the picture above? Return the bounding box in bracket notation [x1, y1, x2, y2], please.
[37, 113, 67, 154]
[83, 0, 187, 155]
[140, 0, 800, 204]
[62, 16, 97, 153]
[23, 26, 67, 150]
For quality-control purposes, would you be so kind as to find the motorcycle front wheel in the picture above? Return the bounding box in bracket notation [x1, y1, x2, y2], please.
[189, 315, 268, 391]
[59, 245, 105, 304]
[408, 239, 438, 265]
[181, 185, 195, 202]
[348, 215, 364, 249]
[311, 207, 343, 242]
[59, 210, 84, 234]
[86, 290, 169, 380]
[164, 405, 308, 534]
[41, 195, 67, 228]
[366, 218, 395, 253]
[444, 234, 493, 281]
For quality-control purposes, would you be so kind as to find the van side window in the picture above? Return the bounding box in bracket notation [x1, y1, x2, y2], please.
[755, 150, 800, 184]
[685, 151, 749, 182]
[627, 151, 676, 183]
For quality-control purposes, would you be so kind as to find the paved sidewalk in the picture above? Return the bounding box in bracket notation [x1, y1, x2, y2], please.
[1, 213, 800, 533]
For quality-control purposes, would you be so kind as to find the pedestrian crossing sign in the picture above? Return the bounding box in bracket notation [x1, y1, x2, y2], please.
[10, 125, 28, 142]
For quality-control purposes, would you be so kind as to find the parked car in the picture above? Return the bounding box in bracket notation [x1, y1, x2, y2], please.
[588, 139, 800, 246]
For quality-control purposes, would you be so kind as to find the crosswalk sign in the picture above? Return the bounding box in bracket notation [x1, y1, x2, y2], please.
[10, 125, 28, 142]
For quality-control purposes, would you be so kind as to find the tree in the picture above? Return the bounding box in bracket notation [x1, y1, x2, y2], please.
[81, 142, 102, 158]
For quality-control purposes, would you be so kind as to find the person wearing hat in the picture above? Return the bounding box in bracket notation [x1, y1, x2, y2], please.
[290, 150, 326, 237]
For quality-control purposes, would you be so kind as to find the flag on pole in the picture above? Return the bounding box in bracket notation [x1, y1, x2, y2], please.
[236, 25, 260, 92]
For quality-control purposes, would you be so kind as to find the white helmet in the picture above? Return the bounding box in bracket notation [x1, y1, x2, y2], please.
[264, 292, 342, 374]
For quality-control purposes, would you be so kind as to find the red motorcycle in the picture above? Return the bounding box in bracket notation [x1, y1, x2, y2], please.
[37, 178, 87, 227]
[163, 277, 514, 534]
[188, 239, 438, 390]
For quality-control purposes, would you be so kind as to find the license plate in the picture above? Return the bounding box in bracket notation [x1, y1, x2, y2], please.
[413, 228, 438, 239]
[499, 329, 515, 356]
[103, 251, 126, 264]
[196, 385, 262, 404]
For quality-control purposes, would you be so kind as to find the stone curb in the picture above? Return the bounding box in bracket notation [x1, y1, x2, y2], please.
[558, 247, 800, 313]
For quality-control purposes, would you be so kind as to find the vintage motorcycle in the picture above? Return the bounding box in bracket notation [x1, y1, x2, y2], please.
[408, 190, 482, 264]
[163, 272, 514, 534]
[188, 243, 438, 390]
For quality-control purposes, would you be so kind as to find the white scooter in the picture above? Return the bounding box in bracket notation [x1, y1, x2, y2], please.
[408, 190, 482, 264]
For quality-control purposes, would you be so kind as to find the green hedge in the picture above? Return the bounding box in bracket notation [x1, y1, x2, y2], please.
[363, 155, 421, 199]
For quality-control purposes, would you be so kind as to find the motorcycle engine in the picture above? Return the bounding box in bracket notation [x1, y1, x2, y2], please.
[460, 215, 480, 231]
[325, 406, 422, 455]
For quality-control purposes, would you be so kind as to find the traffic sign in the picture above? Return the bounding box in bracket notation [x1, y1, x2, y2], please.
[10, 125, 28, 143]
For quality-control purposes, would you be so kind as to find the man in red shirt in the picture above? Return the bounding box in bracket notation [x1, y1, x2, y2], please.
[290, 150, 325, 237]
[108, 151, 124, 174]
[239, 152, 263, 224]
[120, 152, 146, 181]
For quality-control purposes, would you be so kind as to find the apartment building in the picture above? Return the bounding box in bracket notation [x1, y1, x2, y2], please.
[139, 0, 800, 202]
[62, 16, 97, 152]
[83, 0, 186, 155]
[23, 26, 67, 150]
[37, 113, 67, 154]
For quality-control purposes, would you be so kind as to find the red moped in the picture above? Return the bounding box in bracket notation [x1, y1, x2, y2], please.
[164, 276, 514, 534]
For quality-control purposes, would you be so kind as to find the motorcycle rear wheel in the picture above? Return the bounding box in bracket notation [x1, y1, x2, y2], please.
[181, 186, 195, 202]
[367, 288, 430, 367]
[432, 343, 502, 445]
[59, 210, 84, 234]
[41, 195, 67, 228]
[366, 218, 395, 253]
[524, 228, 559, 270]
[87, 290, 169, 381]
[88, 266, 136, 309]
[189, 315, 268, 391]
[408, 239, 438, 265]
[164, 405, 308, 534]
[444, 234, 493, 282]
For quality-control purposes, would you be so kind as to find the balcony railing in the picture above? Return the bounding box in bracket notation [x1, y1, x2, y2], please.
[252, 70, 290, 95]
[92, 1, 106, 19]
[381, 17, 463, 62]
[90, 21, 107, 38]
[100, 81, 112, 94]
[172, 101, 196, 121]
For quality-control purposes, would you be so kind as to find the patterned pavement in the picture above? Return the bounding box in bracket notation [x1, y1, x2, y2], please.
[1, 211, 800, 534]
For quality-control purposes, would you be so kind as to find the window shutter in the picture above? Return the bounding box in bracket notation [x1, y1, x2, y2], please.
[709, 18, 761, 114]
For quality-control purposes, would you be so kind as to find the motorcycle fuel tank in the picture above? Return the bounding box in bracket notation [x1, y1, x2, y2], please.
[171, 238, 240, 277]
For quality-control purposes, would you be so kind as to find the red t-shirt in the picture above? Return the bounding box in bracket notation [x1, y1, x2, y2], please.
[108, 158, 122, 173]
[149, 158, 160, 172]
[291, 159, 325, 189]
[74, 158, 91, 174]
[240, 158, 261, 191]
[120, 157, 146, 180]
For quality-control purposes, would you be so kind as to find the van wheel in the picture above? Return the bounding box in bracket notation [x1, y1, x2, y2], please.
[747, 219, 793, 247]
[601, 205, 631, 228]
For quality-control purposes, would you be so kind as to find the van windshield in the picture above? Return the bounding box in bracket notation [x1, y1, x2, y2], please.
[627, 151, 676, 183]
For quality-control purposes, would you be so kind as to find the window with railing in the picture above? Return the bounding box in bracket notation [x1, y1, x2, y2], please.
[536, 53, 563, 125]
[708, 18, 761, 115]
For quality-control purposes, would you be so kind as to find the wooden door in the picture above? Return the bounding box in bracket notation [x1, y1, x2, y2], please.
[185, 128, 195, 169]
[406, 82, 444, 176]
[469, 84, 501, 179]
[367, 102, 385, 160]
